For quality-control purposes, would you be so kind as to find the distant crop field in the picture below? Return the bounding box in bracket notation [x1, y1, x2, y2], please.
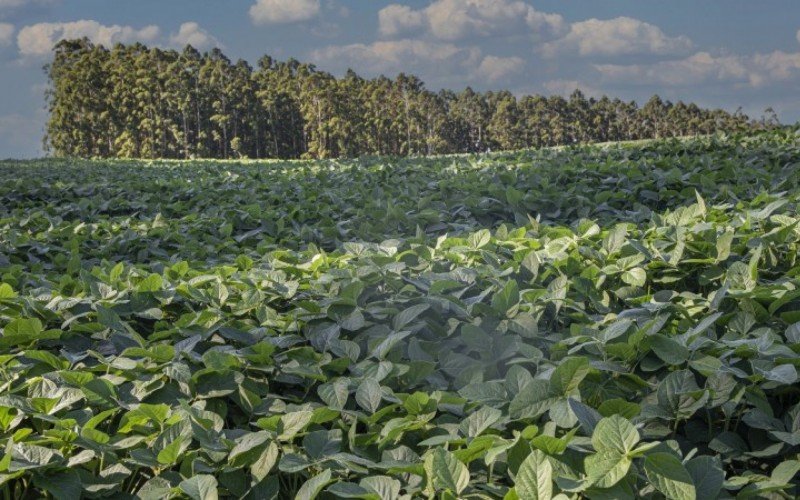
[0, 130, 799, 499]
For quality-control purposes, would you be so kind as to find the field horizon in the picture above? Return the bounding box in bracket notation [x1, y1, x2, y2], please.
[0, 133, 725, 165]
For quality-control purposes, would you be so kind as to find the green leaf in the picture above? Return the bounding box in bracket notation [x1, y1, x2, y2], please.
[787, 322, 800, 343]
[644, 452, 696, 500]
[250, 441, 279, 482]
[361, 476, 401, 500]
[771, 459, 800, 484]
[156, 436, 185, 465]
[355, 378, 382, 414]
[136, 477, 173, 500]
[601, 318, 633, 342]
[459, 381, 507, 407]
[326, 483, 372, 499]
[686, 456, 724, 499]
[585, 450, 631, 489]
[531, 435, 568, 455]
[403, 391, 436, 415]
[179, 475, 219, 500]
[657, 370, 706, 420]
[469, 229, 491, 249]
[687, 312, 722, 337]
[591, 415, 639, 455]
[568, 398, 602, 434]
[515, 449, 553, 500]
[318, 378, 349, 410]
[597, 399, 640, 419]
[548, 398, 578, 428]
[694, 190, 707, 215]
[278, 411, 313, 440]
[758, 364, 798, 385]
[3, 317, 43, 339]
[603, 224, 627, 254]
[649, 335, 689, 365]
[621, 267, 646, 287]
[296, 469, 333, 500]
[0, 283, 17, 299]
[9, 443, 59, 471]
[425, 447, 470, 494]
[393, 303, 429, 330]
[137, 273, 163, 292]
[726, 261, 755, 291]
[492, 280, 520, 315]
[32, 470, 82, 500]
[228, 431, 271, 466]
[510, 380, 555, 420]
[549, 357, 590, 396]
[328, 305, 365, 331]
[521, 251, 540, 279]
[459, 406, 502, 438]
[715, 229, 734, 262]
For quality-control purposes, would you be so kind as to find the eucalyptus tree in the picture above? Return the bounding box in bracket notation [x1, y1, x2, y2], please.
[45, 40, 768, 159]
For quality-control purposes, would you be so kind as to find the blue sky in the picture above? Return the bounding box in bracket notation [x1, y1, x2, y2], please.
[1, 0, 799, 158]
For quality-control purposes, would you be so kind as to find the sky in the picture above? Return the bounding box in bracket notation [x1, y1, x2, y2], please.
[1, 0, 799, 158]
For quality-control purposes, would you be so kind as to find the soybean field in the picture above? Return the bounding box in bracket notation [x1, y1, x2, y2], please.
[0, 130, 799, 499]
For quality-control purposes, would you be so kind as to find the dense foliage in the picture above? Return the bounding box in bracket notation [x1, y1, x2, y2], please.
[1, 130, 800, 498]
[44, 39, 777, 160]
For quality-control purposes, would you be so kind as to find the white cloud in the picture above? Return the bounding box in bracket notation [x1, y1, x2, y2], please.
[0, 22, 12, 45]
[379, 4, 424, 37]
[594, 52, 747, 86]
[595, 50, 800, 88]
[17, 20, 159, 57]
[310, 39, 479, 76]
[169, 22, 218, 49]
[311, 39, 527, 88]
[541, 17, 692, 58]
[473, 55, 524, 82]
[378, 0, 563, 41]
[249, 0, 320, 25]
[750, 50, 800, 86]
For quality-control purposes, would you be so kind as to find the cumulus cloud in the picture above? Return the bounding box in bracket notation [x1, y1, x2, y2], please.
[0, 22, 12, 45]
[541, 17, 692, 58]
[379, 4, 424, 37]
[310, 39, 480, 76]
[378, 0, 563, 41]
[249, 0, 320, 25]
[473, 55, 524, 82]
[169, 22, 218, 49]
[595, 50, 800, 88]
[749, 50, 800, 86]
[310, 38, 526, 88]
[594, 52, 746, 86]
[17, 20, 159, 56]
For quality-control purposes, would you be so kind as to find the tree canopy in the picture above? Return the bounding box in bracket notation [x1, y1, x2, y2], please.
[45, 39, 776, 159]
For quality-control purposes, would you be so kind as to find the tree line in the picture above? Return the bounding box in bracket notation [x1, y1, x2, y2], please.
[45, 38, 778, 159]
